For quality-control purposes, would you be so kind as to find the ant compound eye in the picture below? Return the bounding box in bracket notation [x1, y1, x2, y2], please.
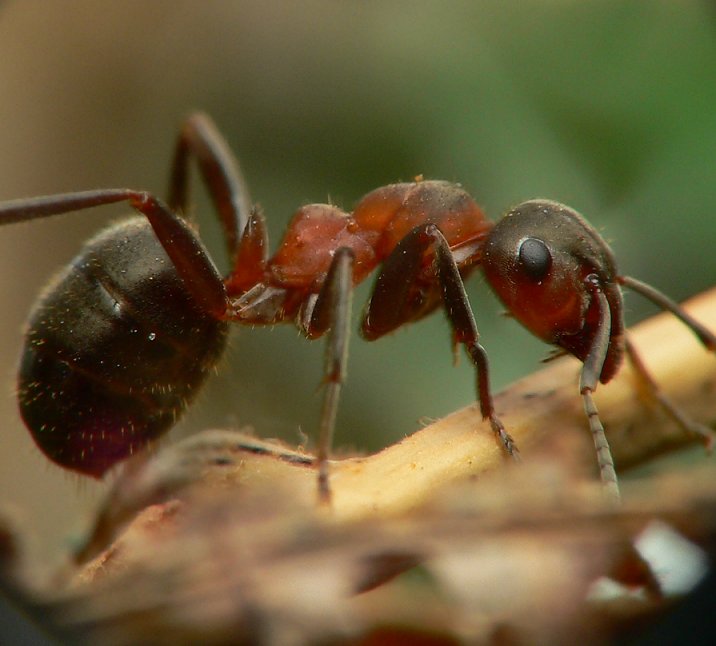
[517, 237, 552, 281]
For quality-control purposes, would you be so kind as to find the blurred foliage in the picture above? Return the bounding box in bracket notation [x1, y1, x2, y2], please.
[0, 0, 715, 565]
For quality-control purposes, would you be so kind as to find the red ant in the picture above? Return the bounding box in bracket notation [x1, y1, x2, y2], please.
[1, 113, 713, 504]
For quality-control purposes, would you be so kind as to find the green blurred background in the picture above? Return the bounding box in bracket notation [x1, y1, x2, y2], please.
[0, 0, 715, 565]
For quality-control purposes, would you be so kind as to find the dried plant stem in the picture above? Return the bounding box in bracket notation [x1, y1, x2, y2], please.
[63, 287, 716, 645]
[139, 288, 716, 523]
[326, 288, 716, 516]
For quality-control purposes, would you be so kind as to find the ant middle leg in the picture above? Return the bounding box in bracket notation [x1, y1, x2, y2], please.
[299, 247, 356, 504]
[362, 223, 518, 459]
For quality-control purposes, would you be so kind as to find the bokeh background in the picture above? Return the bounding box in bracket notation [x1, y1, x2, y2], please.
[0, 0, 715, 566]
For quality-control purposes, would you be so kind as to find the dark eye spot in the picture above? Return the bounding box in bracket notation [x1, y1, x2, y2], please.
[518, 238, 551, 280]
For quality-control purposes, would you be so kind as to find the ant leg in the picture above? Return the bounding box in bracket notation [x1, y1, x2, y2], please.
[625, 337, 715, 449]
[432, 228, 519, 458]
[299, 247, 355, 504]
[0, 189, 227, 317]
[168, 112, 253, 262]
[620, 275, 715, 447]
[363, 223, 518, 458]
[580, 285, 621, 505]
[225, 206, 269, 294]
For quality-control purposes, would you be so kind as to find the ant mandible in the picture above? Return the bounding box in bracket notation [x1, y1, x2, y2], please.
[1, 113, 713, 504]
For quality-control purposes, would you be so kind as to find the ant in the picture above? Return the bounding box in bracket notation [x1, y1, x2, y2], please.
[1, 113, 713, 504]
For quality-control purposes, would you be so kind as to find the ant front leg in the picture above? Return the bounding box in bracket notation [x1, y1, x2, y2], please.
[625, 338, 715, 450]
[299, 247, 355, 505]
[0, 189, 228, 317]
[620, 275, 716, 449]
[363, 223, 518, 460]
[578, 281, 621, 505]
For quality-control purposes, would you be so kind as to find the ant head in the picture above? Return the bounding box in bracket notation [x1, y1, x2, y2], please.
[482, 200, 624, 379]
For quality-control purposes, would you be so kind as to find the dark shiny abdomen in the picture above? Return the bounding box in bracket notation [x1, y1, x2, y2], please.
[18, 218, 229, 476]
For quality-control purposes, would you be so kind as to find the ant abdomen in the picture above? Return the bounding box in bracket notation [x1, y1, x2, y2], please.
[18, 218, 228, 476]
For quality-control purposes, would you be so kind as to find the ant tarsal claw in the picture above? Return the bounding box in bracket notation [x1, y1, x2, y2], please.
[489, 415, 520, 460]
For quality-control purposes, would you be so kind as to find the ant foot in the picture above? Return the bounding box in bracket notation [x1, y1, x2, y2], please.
[317, 466, 333, 507]
[489, 415, 520, 461]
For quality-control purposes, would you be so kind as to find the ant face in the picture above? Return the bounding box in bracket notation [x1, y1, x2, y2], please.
[482, 200, 624, 379]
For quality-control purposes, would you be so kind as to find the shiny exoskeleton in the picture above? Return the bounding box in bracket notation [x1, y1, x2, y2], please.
[1, 113, 714, 503]
[19, 220, 229, 475]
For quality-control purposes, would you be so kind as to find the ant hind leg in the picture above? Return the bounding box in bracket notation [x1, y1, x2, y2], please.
[0, 189, 228, 317]
[299, 247, 355, 505]
[169, 112, 253, 264]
